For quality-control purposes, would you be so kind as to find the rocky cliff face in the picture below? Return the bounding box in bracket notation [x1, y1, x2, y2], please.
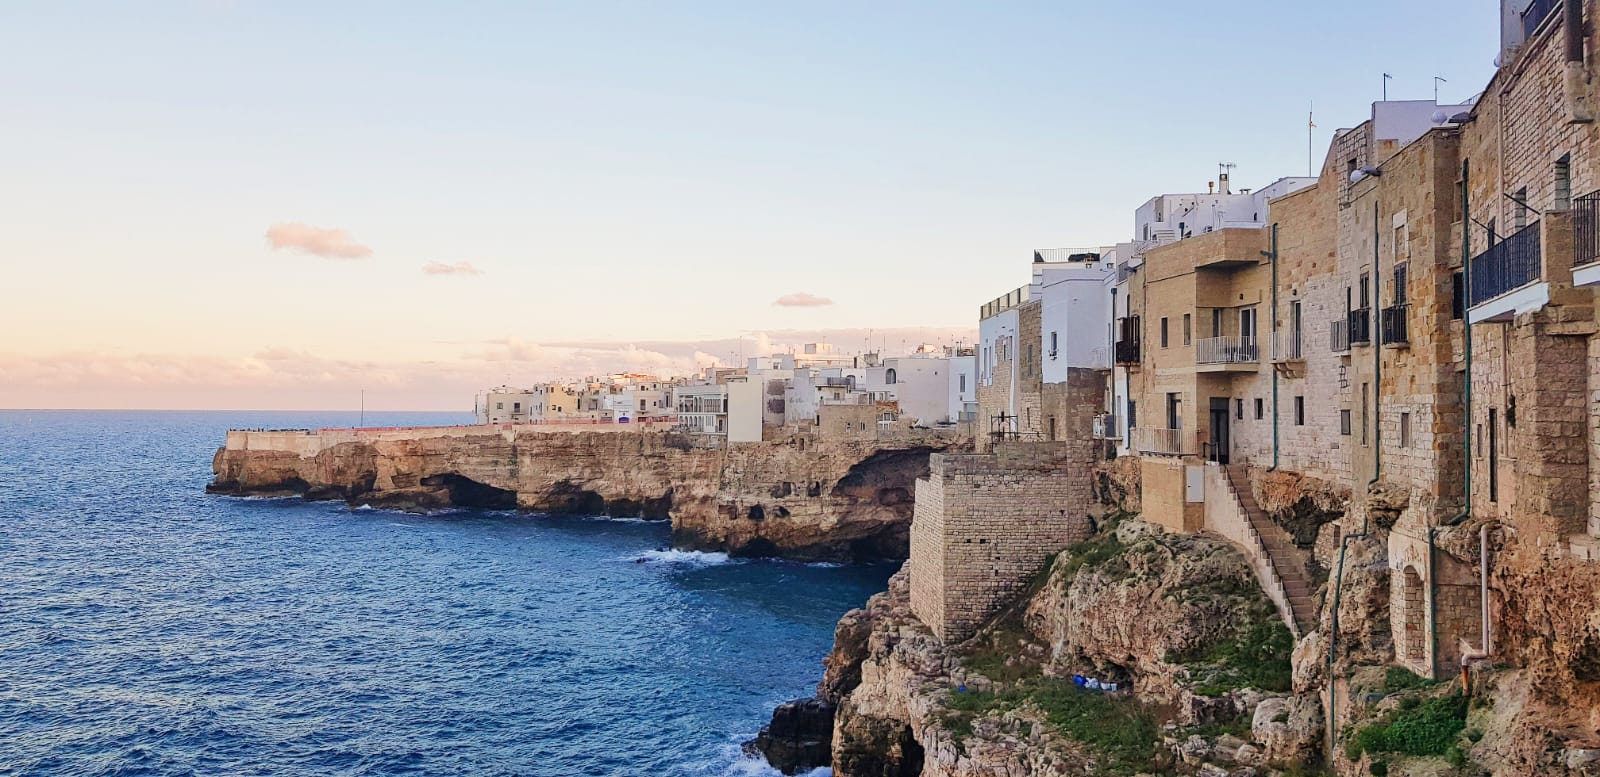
[209, 429, 964, 562]
[752, 518, 1321, 776]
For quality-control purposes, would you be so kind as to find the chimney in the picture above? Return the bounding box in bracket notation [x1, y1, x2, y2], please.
[1208, 181, 1215, 194]
[1219, 172, 1232, 195]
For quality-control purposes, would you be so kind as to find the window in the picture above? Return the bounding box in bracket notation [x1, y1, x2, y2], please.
[1254, 398, 1264, 420]
[1556, 154, 1573, 210]
[1235, 399, 1244, 420]
[1400, 412, 1411, 447]
[1161, 317, 1170, 348]
[959, 374, 966, 393]
[1212, 308, 1224, 337]
[513, 402, 521, 412]
[1050, 331, 1058, 356]
[1240, 307, 1257, 340]
[1358, 274, 1370, 309]
[1341, 409, 1352, 435]
[496, 402, 504, 410]
[1393, 263, 1408, 305]
[885, 368, 897, 385]
[1166, 393, 1181, 430]
[1128, 399, 1137, 430]
[1451, 272, 1464, 320]
[1294, 396, 1305, 426]
[1289, 301, 1302, 347]
[1048, 416, 1057, 440]
[1183, 314, 1192, 346]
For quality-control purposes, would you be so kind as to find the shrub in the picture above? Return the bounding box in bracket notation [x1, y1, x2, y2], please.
[1383, 667, 1433, 693]
[1175, 618, 1294, 693]
[1345, 694, 1469, 759]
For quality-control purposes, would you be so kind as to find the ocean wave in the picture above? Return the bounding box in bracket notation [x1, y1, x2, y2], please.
[630, 549, 735, 566]
[682, 743, 831, 777]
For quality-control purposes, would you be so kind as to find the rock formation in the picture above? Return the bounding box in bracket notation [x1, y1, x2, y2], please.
[751, 516, 1320, 776]
[208, 427, 966, 561]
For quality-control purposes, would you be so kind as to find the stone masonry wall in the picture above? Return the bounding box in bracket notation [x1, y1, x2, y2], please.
[908, 442, 1096, 643]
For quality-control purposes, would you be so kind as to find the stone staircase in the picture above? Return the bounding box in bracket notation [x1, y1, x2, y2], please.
[1222, 464, 1319, 635]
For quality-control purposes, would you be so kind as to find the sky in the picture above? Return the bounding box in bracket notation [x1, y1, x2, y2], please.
[0, 1, 1499, 410]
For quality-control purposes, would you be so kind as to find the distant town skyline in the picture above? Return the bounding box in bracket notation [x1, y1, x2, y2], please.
[0, 1, 1497, 410]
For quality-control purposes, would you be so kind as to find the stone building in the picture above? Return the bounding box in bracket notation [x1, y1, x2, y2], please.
[908, 441, 1097, 643]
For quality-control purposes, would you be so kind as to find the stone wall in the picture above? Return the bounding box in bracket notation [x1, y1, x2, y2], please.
[908, 442, 1096, 643]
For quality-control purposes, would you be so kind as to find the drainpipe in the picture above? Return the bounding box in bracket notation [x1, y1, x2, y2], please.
[1269, 223, 1281, 469]
[1326, 515, 1371, 755]
[1459, 523, 1495, 693]
[1370, 199, 1383, 491]
[1565, 0, 1594, 123]
[1448, 160, 1475, 528]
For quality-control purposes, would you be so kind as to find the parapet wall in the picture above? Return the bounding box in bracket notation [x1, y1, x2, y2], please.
[909, 442, 1096, 643]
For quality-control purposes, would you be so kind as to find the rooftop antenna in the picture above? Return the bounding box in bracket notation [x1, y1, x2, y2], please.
[1217, 162, 1237, 194]
[1308, 102, 1317, 177]
[1434, 75, 1447, 103]
[1383, 72, 1393, 101]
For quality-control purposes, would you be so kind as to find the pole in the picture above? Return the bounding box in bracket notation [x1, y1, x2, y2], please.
[1308, 103, 1316, 178]
[1383, 72, 1392, 101]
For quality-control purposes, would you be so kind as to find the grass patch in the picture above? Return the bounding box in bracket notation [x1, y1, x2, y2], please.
[1174, 617, 1294, 694]
[1382, 667, 1435, 693]
[942, 678, 1158, 775]
[960, 623, 1042, 684]
[1344, 693, 1469, 760]
[1059, 531, 1127, 579]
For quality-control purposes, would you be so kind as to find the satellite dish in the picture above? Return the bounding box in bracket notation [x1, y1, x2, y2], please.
[1432, 110, 1448, 124]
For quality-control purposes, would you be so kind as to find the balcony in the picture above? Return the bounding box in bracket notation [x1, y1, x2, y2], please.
[1115, 316, 1142, 366]
[1271, 330, 1303, 362]
[1380, 304, 1409, 347]
[1130, 427, 1191, 456]
[1330, 319, 1350, 353]
[1196, 336, 1259, 371]
[1086, 347, 1112, 370]
[1092, 414, 1122, 440]
[1348, 308, 1372, 345]
[1468, 220, 1544, 323]
[1574, 191, 1600, 272]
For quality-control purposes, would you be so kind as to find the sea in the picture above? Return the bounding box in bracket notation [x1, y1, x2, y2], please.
[0, 410, 891, 776]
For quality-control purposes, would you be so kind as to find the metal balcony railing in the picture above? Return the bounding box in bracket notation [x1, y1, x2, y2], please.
[1272, 330, 1303, 362]
[1576, 191, 1600, 268]
[1380, 304, 1409, 346]
[1330, 319, 1350, 353]
[1348, 308, 1372, 345]
[1196, 335, 1259, 364]
[1092, 414, 1122, 440]
[1086, 347, 1112, 370]
[1130, 427, 1189, 456]
[1469, 221, 1542, 306]
[1115, 315, 1141, 365]
[1115, 340, 1140, 365]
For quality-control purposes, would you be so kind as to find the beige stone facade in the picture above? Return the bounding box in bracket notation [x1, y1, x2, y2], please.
[908, 442, 1096, 642]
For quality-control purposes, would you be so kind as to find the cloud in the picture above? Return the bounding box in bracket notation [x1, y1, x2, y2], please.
[421, 261, 482, 276]
[774, 292, 834, 308]
[265, 222, 372, 259]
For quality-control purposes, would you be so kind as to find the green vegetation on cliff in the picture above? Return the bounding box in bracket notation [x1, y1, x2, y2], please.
[943, 678, 1160, 775]
[1344, 693, 1469, 760]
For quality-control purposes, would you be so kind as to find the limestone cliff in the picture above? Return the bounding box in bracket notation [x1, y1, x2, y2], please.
[752, 518, 1321, 776]
[209, 427, 965, 562]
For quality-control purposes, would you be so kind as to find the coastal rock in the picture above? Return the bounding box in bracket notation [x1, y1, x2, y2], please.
[210, 428, 966, 562]
[743, 697, 836, 775]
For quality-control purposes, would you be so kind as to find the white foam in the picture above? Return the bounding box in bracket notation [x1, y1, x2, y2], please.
[631, 549, 734, 566]
[683, 743, 831, 777]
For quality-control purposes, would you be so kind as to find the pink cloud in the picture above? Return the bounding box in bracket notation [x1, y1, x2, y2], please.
[774, 292, 834, 308]
[422, 261, 482, 276]
[265, 222, 372, 259]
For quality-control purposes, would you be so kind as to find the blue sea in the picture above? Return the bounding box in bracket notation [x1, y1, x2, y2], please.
[0, 410, 890, 776]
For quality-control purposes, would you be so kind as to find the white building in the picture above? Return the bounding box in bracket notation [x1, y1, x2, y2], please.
[726, 375, 764, 443]
[476, 386, 540, 424]
[673, 382, 729, 435]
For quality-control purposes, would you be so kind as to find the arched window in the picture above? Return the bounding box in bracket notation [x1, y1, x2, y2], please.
[885, 368, 897, 385]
